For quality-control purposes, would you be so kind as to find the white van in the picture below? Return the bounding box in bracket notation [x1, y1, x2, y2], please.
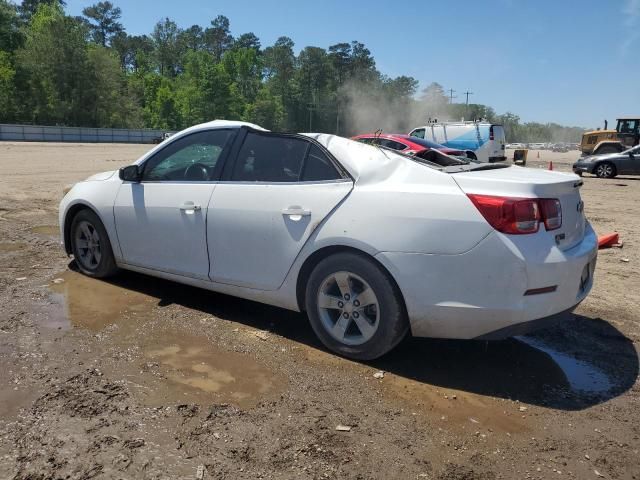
[409, 122, 507, 163]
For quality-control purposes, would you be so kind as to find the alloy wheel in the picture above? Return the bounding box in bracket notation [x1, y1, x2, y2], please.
[596, 163, 613, 178]
[74, 220, 102, 270]
[317, 271, 380, 346]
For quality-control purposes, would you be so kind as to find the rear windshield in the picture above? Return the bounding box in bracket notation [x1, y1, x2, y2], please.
[376, 145, 468, 168]
[401, 136, 448, 150]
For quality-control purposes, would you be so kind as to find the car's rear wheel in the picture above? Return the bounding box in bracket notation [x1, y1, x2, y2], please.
[305, 252, 408, 360]
[70, 209, 118, 278]
[595, 162, 616, 179]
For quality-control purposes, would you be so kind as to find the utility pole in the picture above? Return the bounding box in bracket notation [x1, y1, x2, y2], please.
[448, 88, 456, 104]
[463, 90, 473, 119]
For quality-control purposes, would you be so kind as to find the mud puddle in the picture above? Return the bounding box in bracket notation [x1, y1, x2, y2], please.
[31, 225, 59, 236]
[128, 334, 285, 408]
[517, 336, 613, 394]
[47, 270, 156, 331]
[47, 270, 284, 408]
[0, 242, 26, 253]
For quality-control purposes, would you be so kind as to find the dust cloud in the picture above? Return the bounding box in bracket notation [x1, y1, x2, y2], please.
[340, 80, 455, 136]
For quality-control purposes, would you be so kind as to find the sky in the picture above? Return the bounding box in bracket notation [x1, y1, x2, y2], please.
[64, 0, 640, 128]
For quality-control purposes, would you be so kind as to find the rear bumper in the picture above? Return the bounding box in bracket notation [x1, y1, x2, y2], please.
[375, 223, 598, 339]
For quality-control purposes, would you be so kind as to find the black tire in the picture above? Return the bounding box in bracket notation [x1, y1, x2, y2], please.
[594, 162, 616, 179]
[305, 252, 408, 360]
[70, 209, 118, 278]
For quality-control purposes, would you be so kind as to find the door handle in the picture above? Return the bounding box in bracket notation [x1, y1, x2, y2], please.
[282, 206, 311, 217]
[180, 201, 201, 213]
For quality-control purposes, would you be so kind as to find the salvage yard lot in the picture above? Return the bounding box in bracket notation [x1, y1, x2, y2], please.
[0, 142, 639, 479]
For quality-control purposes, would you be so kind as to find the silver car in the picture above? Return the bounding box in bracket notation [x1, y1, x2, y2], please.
[573, 144, 640, 178]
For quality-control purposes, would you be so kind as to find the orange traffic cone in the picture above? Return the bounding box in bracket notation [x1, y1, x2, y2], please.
[548, 161, 553, 170]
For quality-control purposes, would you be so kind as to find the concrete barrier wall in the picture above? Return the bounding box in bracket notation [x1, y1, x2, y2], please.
[0, 124, 173, 144]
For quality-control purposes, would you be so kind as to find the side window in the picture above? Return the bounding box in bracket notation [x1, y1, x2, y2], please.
[355, 137, 375, 145]
[301, 145, 341, 181]
[411, 128, 425, 139]
[232, 132, 308, 182]
[379, 139, 407, 151]
[142, 130, 234, 181]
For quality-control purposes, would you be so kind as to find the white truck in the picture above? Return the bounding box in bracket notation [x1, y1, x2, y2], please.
[409, 121, 507, 163]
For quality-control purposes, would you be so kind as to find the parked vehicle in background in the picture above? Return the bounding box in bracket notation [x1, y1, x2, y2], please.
[409, 121, 506, 163]
[580, 117, 640, 155]
[351, 134, 475, 162]
[528, 142, 546, 150]
[552, 143, 570, 152]
[572, 144, 640, 178]
[507, 142, 525, 149]
[153, 132, 175, 144]
[59, 120, 597, 360]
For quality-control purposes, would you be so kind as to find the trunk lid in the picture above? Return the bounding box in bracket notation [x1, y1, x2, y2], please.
[451, 166, 586, 250]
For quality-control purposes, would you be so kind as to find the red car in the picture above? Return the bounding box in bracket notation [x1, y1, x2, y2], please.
[351, 133, 476, 160]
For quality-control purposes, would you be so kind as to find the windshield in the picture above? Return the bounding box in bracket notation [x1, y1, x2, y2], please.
[357, 141, 484, 172]
[376, 145, 469, 168]
[398, 136, 448, 150]
[624, 144, 640, 154]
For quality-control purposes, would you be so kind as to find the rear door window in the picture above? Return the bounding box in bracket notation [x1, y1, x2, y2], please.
[231, 133, 308, 182]
[410, 128, 425, 139]
[301, 145, 341, 181]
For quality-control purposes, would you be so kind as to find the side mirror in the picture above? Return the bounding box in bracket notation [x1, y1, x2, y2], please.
[119, 165, 141, 182]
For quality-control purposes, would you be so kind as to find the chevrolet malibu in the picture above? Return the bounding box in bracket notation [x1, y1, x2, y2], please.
[59, 120, 598, 360]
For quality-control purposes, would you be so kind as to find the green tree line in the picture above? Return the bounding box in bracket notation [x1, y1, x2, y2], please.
[0, 0, 586, 142]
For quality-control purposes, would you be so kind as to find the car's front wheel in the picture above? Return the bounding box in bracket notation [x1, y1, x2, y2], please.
[595, 162, 616, 179]
[70, 209, 118, 278]
[305, 252, 408, 360]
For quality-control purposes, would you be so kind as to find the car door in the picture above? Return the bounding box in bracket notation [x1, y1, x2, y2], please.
[621, 146, 640, 175]
[207, 130, 353, 290]
[631, 146, 640, 175]
[114, 128, 236, 279]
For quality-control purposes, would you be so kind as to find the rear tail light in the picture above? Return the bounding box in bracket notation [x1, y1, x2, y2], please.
[539, 198, 562, 231]
[467, 194, 562, 235]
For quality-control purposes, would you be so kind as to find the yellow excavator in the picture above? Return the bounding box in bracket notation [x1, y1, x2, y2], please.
[580, 117, 640, 155]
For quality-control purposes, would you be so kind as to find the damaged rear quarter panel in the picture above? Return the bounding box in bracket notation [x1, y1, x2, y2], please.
[310, 166, 492, 256]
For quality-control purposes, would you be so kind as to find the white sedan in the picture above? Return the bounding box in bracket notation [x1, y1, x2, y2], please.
[59, 120, 598, 360]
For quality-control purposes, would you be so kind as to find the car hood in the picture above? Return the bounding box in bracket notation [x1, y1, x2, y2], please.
[84, 170, 117, 181]
[582, 152, 623, 162]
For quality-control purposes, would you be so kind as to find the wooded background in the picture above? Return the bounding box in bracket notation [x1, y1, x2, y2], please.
[0, 0, 587, 142]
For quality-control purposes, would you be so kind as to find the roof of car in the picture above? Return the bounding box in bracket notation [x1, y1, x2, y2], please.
[304, 133, 429, 183]
[188, 119, 268, 132]
[136, 121, 436, 183]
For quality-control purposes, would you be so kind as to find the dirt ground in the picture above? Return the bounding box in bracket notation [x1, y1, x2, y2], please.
[0, 142, 638, 480]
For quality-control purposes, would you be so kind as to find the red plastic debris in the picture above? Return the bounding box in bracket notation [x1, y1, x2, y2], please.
[598, 232, 622, 249]
[548, 161, 553, 170]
